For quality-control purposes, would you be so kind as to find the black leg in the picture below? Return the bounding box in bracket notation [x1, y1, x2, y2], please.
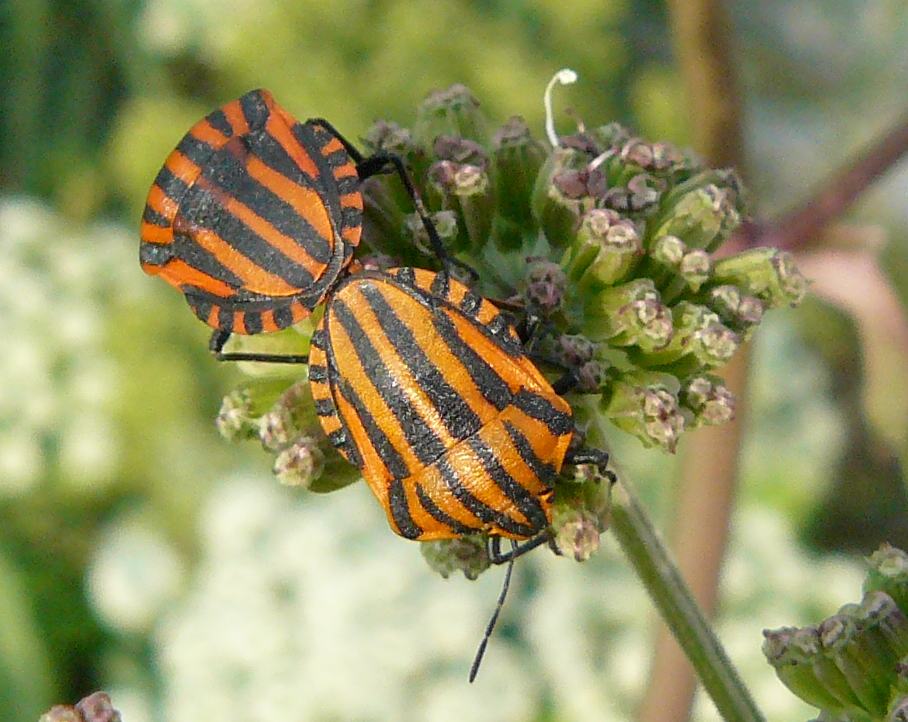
[564, 446, 617, 485]
[551, 368, 580, 396]
[209, 330, 309, 364]
[469, 542, 516, 683]
[306, 117, 478, 282]
[487, 533, 551, 564]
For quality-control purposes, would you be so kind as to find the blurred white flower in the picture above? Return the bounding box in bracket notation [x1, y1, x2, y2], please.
[0, 196, 139, 495]
[87, 518, 185, 634]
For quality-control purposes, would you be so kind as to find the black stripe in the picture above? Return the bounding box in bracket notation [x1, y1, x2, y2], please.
[389, 479, 422, 539]
[324, 149, 349, 168]
[239, 90, 271, 130]
[504, 421, 557, 483]
[154, 166, 190, 203]
[467, 435, 549, 532]
[460, 291, 481, 315]
[512, 389, 573, 436]
[328, 428, 348, 448]
[336, 378, 410, 478]
[486, 314, 510, 336]
[432, 311, 512, 411]
[177, 133, 216, 167]
[170, 233, 245, 288]
[181, 184, 317, 289]
[436, 458, 535, 537]
[143, 205, 171, 227]
[293, 122, 345, 238]
[415, 483, 476, 535]
[359, 282, 483, 442]
[243, 311, 263, 334]
[217, 306, 233, 332]
[314, 398, 334, 416]
[394, 267, 415, 286]
[336, 176, 359, 195]
[333, 298, 447, 466]
[308, 364, 327, 382]
[200, 146, 331, 265]
[310, 330, 326, 349]
[206, 109, 233, 138]
[308, 124, 332, 146]
[342, 207, 361, 227]
[245, 127, 321, 190]
[185, 294, 213, 323]
[430, 271, 450, 298]
[274, 306, 294, 329]
[139, 242, 173, 267]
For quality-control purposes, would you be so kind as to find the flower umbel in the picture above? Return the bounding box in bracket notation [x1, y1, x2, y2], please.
[219, 72, 805, 572]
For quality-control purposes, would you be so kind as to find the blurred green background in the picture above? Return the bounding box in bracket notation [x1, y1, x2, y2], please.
[1, 1, 907, 720]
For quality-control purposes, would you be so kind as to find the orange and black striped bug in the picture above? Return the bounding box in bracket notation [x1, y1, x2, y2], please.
[139, 88, 449, 356]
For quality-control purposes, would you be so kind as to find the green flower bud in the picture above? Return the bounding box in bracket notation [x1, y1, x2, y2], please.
[819, 614, 891, 717]
[216, 379, 292, 442]
[569, 213, 643, 290]
[552, 505, 601, 561]
[583, 278, 673, 352]
[591, 122, 632, 150]
[434, 135, 489, 167]
[532, 148, 592, 248]
[650, 234, 687, 270]
[524, 258, 567, 314]
[421, 535, 491, 580]
[414, 84, 489, 147]
[426, 160, 494, 253]
[273, 435, 326, 489]
[631, 302, 739, 375]
[763, 626, 845, 712]
[711, 248, 808, 308]
[703, 285, 766, 331]
[553, 334, 596, 367]
[681, 374, 736, 426]
[600, 371, 686, 452]
[492, 116, 547, 229]
[679, 250, 712, 290]
[363, 120, 421, 162]
[40, 709, 81, 722]
[258, 381, 316, 451]
[601, 173, 663, 213]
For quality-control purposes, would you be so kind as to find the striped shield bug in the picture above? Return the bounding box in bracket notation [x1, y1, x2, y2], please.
[308, 266, 608, 547]
[139, 89, 450, 347]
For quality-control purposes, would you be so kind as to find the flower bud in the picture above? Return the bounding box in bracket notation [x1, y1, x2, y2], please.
[426, 160, 494, 253]
[403, 209, 459, 257]
[650, 172, 742, 251]
[434, 135, 489, 168]
[583, 279, 673, 352]
[258, 381, 315, 451]
[41, 693, 122, 722]
[552, 505, 601, 561]
[600, 371, 686, 452]
[421, 535, 491, 580]
[703, 285, 766, 331]
[492, 116, 547, 229]
[763, 627, 845, 712]
[532, 148, 593, 248]
[681, 375, 736, 426]
[569, 213, 643, 290]
[524, 258, 567, 314]
[553, 334, 596, 367]
[216, 379, 292, 442]
[414, 84, 489, 147]
[273, 435, 326, 489]
[711, 248, 808, 308]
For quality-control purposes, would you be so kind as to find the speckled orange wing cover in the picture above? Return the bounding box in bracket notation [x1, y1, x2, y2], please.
[309, 267, 574, 541]
[140, 89, 363, 334]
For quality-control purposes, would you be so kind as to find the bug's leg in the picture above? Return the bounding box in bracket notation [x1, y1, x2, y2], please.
[487, 533, 551, 564]
[209, 330, 309, 364]
[551, 367, 581, 396]
[564, 446, 617, 486]
[469, 542, 516, 683]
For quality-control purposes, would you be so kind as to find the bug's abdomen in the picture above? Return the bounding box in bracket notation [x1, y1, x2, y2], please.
[309, 268, 574, 541]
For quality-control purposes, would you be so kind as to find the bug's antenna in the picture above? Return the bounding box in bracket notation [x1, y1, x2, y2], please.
[469, 542, 516, 683]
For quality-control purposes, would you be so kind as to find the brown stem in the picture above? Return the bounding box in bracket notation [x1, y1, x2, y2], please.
[747, 115, 908, 251]
[640, 3, 748, 722]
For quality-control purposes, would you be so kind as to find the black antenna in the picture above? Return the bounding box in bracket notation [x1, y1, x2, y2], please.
[469, 543, 516, 683]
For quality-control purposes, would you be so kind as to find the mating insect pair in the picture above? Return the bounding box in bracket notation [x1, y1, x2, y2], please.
[140, 89, 614, 676]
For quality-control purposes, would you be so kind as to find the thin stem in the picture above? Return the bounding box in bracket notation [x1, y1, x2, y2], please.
[737, 114, 908, 251]
[609, 475, 765, 722]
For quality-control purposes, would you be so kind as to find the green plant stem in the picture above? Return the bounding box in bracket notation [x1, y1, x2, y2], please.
[609, 475, 765, 722]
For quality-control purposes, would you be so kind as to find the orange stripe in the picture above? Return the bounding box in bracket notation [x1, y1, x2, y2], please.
[333, 163, 358, 180]
[222, 194, 325, 277]
[245, 156, 334, 245]
[190, 118, 230, 148]
[164, 149, 202, 188]
[341, 226, 362, 245]
[140, 222, 173, 245]
[321, 137, 344, 155]
[333, 384, 392, 497]
[260, 309, 279, 333]
[153, 259, 235, 297]
[222, 99, 250, 136]
[206, 304, 220, 328]
[146, 184, 179, 219]
[232, 312, 247, 335]
[189, 226, 300, 296]
[264, 113, 320, 180]
[340, 192, 363, 209]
